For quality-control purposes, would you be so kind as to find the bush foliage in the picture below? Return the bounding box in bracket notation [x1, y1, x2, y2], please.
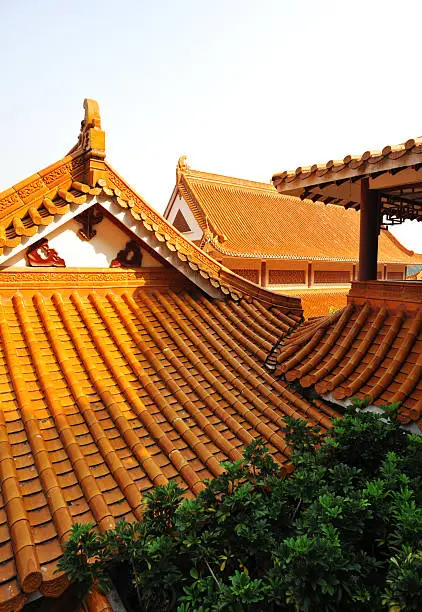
[59, 404, 422, 611]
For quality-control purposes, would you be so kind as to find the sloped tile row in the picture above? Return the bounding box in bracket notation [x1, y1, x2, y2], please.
[275, 302, 422, 427]
[0, 289, 338, 610]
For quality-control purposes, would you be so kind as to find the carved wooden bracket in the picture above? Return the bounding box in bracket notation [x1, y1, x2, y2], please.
[110, 240, 143, 268]
[75, 206, 104, 240]
[26, 238, 66, 267]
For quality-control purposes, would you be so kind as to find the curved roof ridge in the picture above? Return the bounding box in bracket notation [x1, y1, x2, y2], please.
[382, 227, 422, 258]
[179, 162, 276, 192]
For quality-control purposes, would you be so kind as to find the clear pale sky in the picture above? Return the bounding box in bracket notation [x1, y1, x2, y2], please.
[1, 0, 421, 251]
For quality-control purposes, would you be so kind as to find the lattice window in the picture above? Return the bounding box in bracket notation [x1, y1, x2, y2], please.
[314, 270, 351, 284]
[268, 269, 305, 285]
[232, 269, 259, 283]
[387, 271, 403, 280]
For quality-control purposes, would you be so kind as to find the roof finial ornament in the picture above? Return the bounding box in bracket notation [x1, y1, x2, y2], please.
[83, 98, 102, 129]
[68, 98, 105, 161]
[178, 155, 189, 172]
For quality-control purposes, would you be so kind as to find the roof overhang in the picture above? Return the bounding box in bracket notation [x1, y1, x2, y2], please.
[272, 139, 422, 222]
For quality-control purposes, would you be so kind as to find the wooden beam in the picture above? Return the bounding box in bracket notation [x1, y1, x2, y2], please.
[303, 180, 361, 203]
[370, 165, 422, 190]
[359, 179, 379, 282]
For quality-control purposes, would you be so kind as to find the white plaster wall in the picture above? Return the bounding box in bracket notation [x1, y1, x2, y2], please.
[166, 194, 203, 241]
[6, 215, 162, 268]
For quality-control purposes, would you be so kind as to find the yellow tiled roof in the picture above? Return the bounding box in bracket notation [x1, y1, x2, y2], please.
[0, 117, 302, 316]
[272, 137, 422, 190]
[407, 269, 422, 280]
[273, 282, 422, 429]
[276, 288, 349, 320]
[174, 160, 422, 264]
[0, 285, 339, 610]
[0, 99, 337, 611]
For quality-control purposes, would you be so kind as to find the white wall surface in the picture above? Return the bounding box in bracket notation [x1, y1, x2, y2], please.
[166, 194, 204, 241]
[6, 215, 163, 268]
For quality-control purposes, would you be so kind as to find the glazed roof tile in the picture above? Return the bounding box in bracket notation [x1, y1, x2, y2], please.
[272, 136, 422, 190]
[277, 288, 348, 320]
[0, 99, 341, 610]
[173, 160, 421, 264]
[407, 269, 422, 280]
[0, 286, 340, 610]
[272, 283, 422, 429]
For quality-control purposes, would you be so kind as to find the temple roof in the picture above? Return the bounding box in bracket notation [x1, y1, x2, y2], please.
[0, 106, 301, 315]
[271, 281, 422, 431]
[171, 159, 422, 264]
[407, 269, 422, 280]
[0, 100, 344, 611]
[0, 283, 341, 611]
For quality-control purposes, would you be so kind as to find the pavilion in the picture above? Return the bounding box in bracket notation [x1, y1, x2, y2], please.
[270, 141, 422, 427]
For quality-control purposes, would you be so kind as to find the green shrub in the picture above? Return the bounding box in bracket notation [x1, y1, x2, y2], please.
[59, 403, 422, 611]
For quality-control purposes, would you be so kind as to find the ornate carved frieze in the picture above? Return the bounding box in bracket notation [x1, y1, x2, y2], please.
[42, 156, 85, 186]
[110, 239, 143, 268]
[75, 206, 104, 240]
[231, 269, 259, 284]
[106, 169, 221, 276]
[0, 192, 21, 212]
[314, 270, 350, 284]
[42, 164, 71, 186]
[0, 269, 185, 293]
[16, 179, 45, 200]
[26, 238, 66, 267]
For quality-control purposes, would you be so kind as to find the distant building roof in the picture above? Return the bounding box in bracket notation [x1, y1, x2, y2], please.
[407, 269, 422, 280]
[278, 288, 348, 320]
[171, 158, 422, 264]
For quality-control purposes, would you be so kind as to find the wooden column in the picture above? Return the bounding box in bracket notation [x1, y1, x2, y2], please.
[307, 262, 312, 287]
[352, 264, 356, 281]
[358, 179, 379, 281]
[260, 261, 267, 287]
